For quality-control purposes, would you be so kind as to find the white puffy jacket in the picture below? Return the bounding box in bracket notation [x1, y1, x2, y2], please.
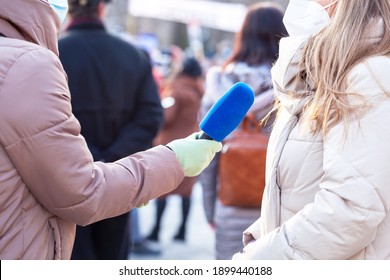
[234, 19, 390, 260]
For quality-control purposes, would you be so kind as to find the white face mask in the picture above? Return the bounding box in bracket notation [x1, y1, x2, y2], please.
[283, 0, 338, 37]
[48, 0, 69, 23]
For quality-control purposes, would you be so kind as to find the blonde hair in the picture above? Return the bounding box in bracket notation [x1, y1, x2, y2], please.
[301, 0, 390, 136]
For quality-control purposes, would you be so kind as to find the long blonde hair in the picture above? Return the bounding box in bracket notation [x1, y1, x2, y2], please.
[301, 0, 390, 136]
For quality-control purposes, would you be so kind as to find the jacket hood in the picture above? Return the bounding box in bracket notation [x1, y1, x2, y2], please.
[271, 18, 386, 117]
[0, 0, 61, 55]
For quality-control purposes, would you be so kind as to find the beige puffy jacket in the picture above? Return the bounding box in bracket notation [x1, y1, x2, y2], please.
[234, 19, 390, 260]
[0, 0, 184, 259]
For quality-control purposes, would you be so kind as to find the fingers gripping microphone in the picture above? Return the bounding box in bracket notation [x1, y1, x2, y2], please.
[199, 82, 255, 141]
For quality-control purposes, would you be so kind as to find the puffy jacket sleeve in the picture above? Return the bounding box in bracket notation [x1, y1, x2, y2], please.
[234, 57, 390, 259]
[1, 48, 184, 226]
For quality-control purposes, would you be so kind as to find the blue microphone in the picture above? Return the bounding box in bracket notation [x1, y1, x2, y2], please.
[199, 82, 255, 141]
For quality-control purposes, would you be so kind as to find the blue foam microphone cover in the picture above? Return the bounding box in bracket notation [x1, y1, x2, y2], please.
[199, 82, 255, 142]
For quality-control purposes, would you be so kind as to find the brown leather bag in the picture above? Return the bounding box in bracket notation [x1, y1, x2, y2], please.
[218, 114, 269, 208]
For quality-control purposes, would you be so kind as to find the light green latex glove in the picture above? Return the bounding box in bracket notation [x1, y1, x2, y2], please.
[136, 201, 149, 208]
[167, 132, 222, 177]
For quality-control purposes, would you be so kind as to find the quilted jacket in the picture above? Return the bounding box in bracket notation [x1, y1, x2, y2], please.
[0, 0, 184, 259]
[234, 19, 390, 260]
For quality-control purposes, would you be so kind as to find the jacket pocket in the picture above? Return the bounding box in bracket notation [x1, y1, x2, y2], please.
[48, 217, 62, 259]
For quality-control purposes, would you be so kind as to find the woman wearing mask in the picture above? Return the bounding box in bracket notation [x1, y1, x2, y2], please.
[0, 0, 221, 259]
[233, 0, 390, 260]
[200, 2, 287, 260]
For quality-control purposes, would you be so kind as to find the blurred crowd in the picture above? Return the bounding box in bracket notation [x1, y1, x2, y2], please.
[116, 1, 286, 260]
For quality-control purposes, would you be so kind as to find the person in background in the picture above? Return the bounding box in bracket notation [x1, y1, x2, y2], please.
[0, 0, 221, 260]
[129, 208, 161, 255]
[233, 0, 390, 260]
[147, 57, 205, 243]
[127, 48, 164, 257]
[58, 0, 164, 260]
[152, 46, 184, 95]
[199, 2, 287, 259]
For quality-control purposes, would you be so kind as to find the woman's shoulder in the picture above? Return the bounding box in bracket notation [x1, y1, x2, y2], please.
[351, 55, 390, 74]
[230, 63, 272, 92]
[348, 55, 390, 95]
[232, 62, 271, 78]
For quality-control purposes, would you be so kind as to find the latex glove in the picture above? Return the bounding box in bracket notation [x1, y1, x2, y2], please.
[136, 201, 149, 208]
[166, 132, 222, 177]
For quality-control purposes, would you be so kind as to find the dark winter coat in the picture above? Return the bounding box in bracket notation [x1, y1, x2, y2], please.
[59, 19, 163, 162]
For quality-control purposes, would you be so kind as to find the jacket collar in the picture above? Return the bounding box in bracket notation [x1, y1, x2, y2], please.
[66, 18, 105, 32]
[272, 17, 386, 116]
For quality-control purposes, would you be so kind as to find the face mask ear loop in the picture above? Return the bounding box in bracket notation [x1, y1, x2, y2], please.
[324, 0, 338, 10]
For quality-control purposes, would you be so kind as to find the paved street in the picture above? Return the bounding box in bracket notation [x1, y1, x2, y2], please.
[129, 182, 216, 260]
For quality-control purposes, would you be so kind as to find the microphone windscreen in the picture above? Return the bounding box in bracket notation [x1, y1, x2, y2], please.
[199, 82, 255, 142]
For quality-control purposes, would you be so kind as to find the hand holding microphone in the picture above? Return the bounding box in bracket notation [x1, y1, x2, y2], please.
[167, 82, 255, 177]
[167, 132, 222, 177]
